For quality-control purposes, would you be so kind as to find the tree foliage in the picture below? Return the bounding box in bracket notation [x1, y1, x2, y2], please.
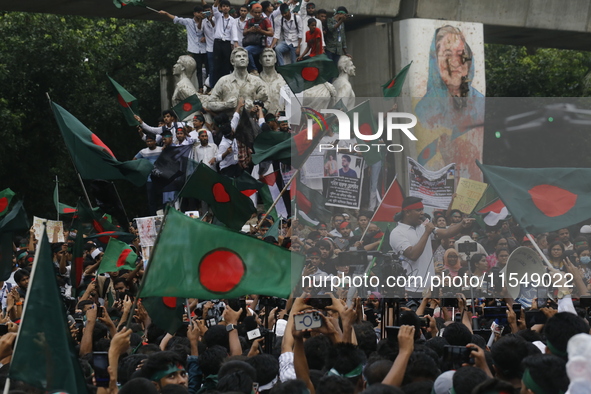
[0, 11, 186, 220]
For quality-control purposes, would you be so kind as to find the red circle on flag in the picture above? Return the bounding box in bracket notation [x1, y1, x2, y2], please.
[163, 297, 177, 308]
[0, 197, 7, 213]
[301, 67, 319, 81]
[387, 79, 396, 89]
[183, 103, 193, 112]
[117, 94, 131, 108]
[359, 123, 373, 141]
[91, 134, 116, 158]
[63, 208, 77, 214]
[212, 183, 230, 203]
[199, 249, 245, 293]
[528, 184, 577, 217]
[116, 249, 132, 267]
[422, 147, 431, 160]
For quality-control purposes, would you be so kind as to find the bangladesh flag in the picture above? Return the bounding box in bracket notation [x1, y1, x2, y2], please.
[373, 177, 404, 222]
[172, 94, 202, 121]
[114, 0, 146, 8]
[347, 100, 383, 166]
[51, 102, 153, 187]
[142, 297, 184, 334]
[233, 171, 264, 208]
[179, 163, 256, 230]
[477, 161, 591, 233]
[139, 208, 304, 298]
[97, 238, 137, 274]
[277, 54, 338, 93]
[0, 188, 15, 217]
[107, 75, 140, 126]
[53, 182, 77, 215]
[0, 200, 29, 281]
[252, 131, 292, 165]
[291, 177, 331, 226]
[382, 61, 412, 97]
[9, 229, 88, 394]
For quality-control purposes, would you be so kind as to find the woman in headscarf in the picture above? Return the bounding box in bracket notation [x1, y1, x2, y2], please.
[443, 248, 461, 277]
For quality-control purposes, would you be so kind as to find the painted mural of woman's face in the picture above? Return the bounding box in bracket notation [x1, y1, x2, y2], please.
[436, 33, 469, 96]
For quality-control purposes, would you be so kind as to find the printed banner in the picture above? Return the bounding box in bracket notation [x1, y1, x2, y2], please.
[326, 154, 364, 209]
[407, 157, 455, 209]
[33, 216, 64, 243]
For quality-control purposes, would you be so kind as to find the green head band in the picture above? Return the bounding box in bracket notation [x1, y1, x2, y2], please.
[522, 368, 546, 394]
[150, 363, 185, 382]
[326, 363, 364, 379]
[545, 339, 567, 358]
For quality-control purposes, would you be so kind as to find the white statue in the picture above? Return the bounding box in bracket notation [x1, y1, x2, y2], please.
[259, 48, 286, 115]
[172, 55, 199, 107]
[203, 47, 269, 113]
[332, 55, 356, 110]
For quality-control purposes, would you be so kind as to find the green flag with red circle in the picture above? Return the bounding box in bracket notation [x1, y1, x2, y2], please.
[113, 0, 146, 8]
[382, 61, 412, 97]
[107, 75, 140, 126]
[477, 161, 591, 233]
[0, 188, 15, 217]
[277, 54, 338, 93]
[179, 162, 256, 230]
[172, 94, 202, 121]
[139, 207, 304, 299]
[97, 238, 137, 274]
[51, 102, 153, 187]
[141, 297, 184, 334]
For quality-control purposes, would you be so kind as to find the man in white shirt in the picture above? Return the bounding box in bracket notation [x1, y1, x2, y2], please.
[159, 6, 208, 92]
[390, 197, 474, 296]
[194, 129, 218, 170]
[211, 0, 239, 88]
[203, 4, 216, 89]
[300, 1, 325, 55]
[235, 5, 249, 47]
[134, 133, 163, 215]
[271, 3, 303, 65]
[135, 111, 186, 145]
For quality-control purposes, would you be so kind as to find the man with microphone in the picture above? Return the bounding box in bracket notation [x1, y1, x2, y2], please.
[390, 197, 474, 298]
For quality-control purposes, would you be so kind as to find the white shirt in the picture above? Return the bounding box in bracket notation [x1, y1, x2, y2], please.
[213, 6, 239, 43]
[390, 222, 435, 292]
[173, 17, 207, 54]
[274, 14, 303, 47]
[203, 19, 216, 52]
[235, 17, 248, 46]
[194, 143, 219, 170]
[216, 136, 239, 169]
[266, 9, 281, 46]
[140, 121, 186, 145]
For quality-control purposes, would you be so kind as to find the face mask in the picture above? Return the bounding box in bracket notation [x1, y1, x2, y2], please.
[581, 256, 591, 264]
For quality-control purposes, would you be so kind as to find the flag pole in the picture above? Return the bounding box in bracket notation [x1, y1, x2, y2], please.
[146, 6, 159, 12]
[359, 175, 398, 243]
[110, 181, 132, 232]
[127, 205, 172, 328]
[256, 168, 298, 230]
[526, 233, 555, 270]
[55, 175, 60, 222]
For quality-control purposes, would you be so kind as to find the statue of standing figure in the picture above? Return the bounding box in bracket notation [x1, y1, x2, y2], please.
[172, 55, 199, 108]
[259, 48, 286, 115]
[332, 55, 356, 110]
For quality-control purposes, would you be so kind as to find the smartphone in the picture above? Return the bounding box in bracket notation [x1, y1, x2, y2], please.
[92, 351, 110, 387]
[0, 325, 8, 336]
[385, 326, 400, 343]
[525, 310, 547, 328]
[294, 311, 322, 331]
[443, 345, 473, 369]
[247, 328, 262, 341]
[419, 317, 429, 327]
[97, 306, 104, 318]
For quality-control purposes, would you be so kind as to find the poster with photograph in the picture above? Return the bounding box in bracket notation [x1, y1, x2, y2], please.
[323, 150, 339, 177]
[407, 157, 455, 209]
[33, 216, 65, 243]
[326, 154, 364, 209]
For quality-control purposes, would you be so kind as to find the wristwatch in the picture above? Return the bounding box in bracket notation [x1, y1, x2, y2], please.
[226, 323, 236, 332]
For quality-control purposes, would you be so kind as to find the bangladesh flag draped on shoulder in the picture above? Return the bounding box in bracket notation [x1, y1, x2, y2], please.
[477, 161, 591, 233]
[97, 238, 137, 274]
[139, 207, 304, 299]
[0, 188, 15, 217]
[51, 102, 153, 187]
[9, 228, 88, 394]
[141, 297, 184, 335]
[172, 94, 202, 122]
[382, 61, 412, 97]
[277, 54, 338, 93]
[107, 75, 140, 126]
[179, 163, 256, 230]
[347, 100, 383, 166]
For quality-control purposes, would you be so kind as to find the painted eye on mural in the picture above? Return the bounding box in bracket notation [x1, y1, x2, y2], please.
[460, 49, 472, 64]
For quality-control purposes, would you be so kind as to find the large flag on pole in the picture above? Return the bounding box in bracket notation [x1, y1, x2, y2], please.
[107, 75, 140, 126]
[477, 161, 591, 233]
[382, 61, 412, 97]
[277, 54, 338, 93]
[172, 94, 202, 121]
[9, 228, 88, 393]
[139, 208, 305, 298]
[97, 238, 137, 274]
[51, 101, 153, 187]
[372, 177, 405, 222]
